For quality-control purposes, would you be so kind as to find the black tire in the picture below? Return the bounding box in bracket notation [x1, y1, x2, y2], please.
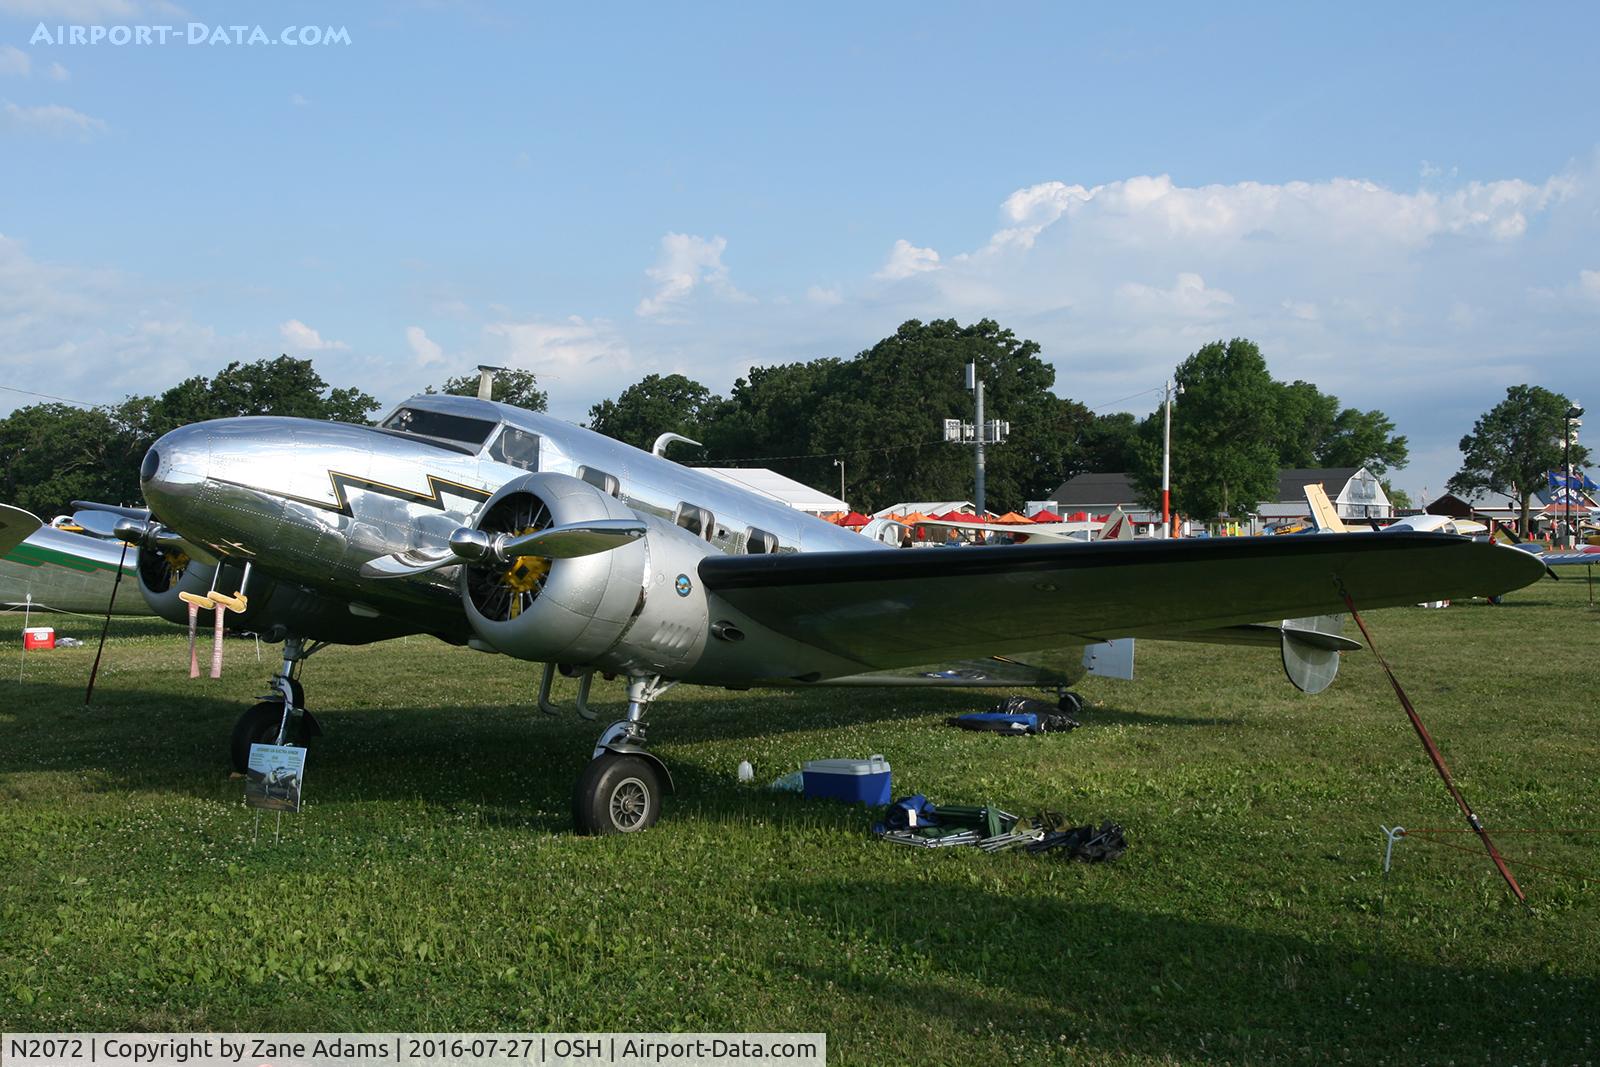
[1058, 691, 1084, 716]
[573, 752, 663, 835]
[230, 700, 301, 773]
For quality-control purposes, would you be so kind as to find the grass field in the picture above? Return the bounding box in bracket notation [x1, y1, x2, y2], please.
[2, 569, 1597, 1064]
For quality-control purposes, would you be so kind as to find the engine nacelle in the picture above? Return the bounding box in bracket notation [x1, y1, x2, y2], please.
[461, 472, 714, 675]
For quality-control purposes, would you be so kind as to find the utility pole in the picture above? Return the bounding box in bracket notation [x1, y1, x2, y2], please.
[944, 365, 1008, 525]
[833, 457, 845, 503]
[973, 370, 986, 518]
[1161, 379, 1183, 538]
[1564, 402, 1584, 546]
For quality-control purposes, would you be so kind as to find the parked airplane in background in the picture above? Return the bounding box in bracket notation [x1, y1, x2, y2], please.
[0, 504, 143, 616]
[68, 387, 1545, 833]
[902, 506, 1136, 545]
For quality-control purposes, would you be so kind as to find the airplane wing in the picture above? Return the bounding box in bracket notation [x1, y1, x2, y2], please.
[699, 532, 1544, 671]
[0, 504, 44, 557]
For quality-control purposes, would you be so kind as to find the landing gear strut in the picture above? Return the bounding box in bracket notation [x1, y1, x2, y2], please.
[573, 675, 676, 834]
[229, 635, 325, 773]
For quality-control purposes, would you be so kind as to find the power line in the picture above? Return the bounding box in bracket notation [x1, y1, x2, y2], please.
[0, 384, 99, 408]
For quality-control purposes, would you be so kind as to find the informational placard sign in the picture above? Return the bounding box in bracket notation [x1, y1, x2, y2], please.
[244, 744, 305, 813]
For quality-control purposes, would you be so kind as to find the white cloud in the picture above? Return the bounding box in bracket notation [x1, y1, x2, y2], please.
[0, 233, 246, 410]
[405, 325, 443, 367]
[0, 45, 30, 78]
[874, 238, 941, 279]
[1580, 269, 1600, 301]
[485, 316, 630, 390]
[2, 100, 105, 136]
[1115, 272, 1235, 317]
[805, 284, 842, 306]
[290, 93, 309, 107]
[46, 61, 69, 82]
[278, 318, 349, 352]
[636, 233, 745, 318]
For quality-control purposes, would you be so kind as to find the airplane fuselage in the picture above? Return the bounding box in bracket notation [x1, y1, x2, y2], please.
[140, 393, 881, 646]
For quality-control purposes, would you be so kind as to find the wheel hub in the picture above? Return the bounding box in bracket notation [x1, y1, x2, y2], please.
[609, 777, 650, 831]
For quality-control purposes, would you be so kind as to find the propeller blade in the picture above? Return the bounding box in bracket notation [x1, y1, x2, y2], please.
[69, 501, 151, 521]
[361, 518, 646, 578]
[359, 548, 457, 579]
[71, 510, 127, 540]
[500, 519, 646, 559]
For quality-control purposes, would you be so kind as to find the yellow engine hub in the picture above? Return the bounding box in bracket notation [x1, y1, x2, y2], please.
[502, 526, 550, 618]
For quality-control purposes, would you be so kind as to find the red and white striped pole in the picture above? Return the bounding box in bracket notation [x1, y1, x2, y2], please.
[1161, 379, 1181, 538]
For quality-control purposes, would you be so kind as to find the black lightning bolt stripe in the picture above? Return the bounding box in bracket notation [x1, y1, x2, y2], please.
[215, 471, 493, 516]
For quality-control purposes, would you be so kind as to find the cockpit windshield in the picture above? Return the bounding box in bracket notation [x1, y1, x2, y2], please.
[381, 407, 498, 449]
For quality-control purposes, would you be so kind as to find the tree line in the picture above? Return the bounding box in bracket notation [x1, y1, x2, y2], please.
[0, 320, 1577, 523]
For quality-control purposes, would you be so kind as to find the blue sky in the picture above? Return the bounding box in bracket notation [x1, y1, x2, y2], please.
[2, 2, 1598, 501]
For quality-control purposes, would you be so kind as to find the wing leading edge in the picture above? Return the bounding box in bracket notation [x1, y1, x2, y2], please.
[698, 533, 1545, 673]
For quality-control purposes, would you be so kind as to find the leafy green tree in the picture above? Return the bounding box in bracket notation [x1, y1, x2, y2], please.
[1075, 411, 1141, 474]
[437, 368, 548, 411]
[0, 403, 144, 517]
[699, 319, 1087, 513]
[1448, 384, 1590, 533]
[0, 356, 382, 518]
[587, 374, 718, 451]
[1274, 380, 1408, 474]
[126, 355, 381, 442]
[1130, 339, 1282, 519]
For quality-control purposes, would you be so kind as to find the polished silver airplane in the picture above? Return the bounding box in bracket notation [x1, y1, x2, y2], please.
[72, 389, 1545, 833]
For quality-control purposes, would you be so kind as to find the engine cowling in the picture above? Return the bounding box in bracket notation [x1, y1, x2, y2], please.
[136, 540, 218, 624]
[460, 472, 714, 675]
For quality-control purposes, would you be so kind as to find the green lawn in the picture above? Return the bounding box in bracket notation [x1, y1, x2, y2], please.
[2, 570, 1597, 1065]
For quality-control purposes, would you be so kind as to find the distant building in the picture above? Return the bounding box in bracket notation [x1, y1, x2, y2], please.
[1047, 473, 1159, 524]
[1051, 467, 1392, 530]
[699, 468, 849, 515]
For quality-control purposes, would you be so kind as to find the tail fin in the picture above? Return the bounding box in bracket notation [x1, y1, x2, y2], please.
[1304, 484, 1350, 533]
[1095, 507, 1135, 541]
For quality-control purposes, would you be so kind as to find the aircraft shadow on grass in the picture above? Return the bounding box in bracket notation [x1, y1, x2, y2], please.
[763, 878, 1597, 1062]
[2, 675, 1233, 834]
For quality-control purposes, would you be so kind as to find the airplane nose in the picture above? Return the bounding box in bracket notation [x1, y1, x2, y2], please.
[140, 423, 212, 522]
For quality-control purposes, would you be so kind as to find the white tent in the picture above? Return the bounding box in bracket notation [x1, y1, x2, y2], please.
[871, 501, 976, 518]
[699, 468, 848, 514]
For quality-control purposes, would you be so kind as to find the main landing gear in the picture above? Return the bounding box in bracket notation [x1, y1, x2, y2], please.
[573, 675, 676, 835]
[229, 635, 325, 773]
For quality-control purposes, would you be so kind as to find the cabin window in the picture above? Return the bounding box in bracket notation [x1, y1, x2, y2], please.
[674, 503, 714, 540]
[381, 407, 497, 448]
[745, 527, 780, 554]
[488, 427, 541, 471]
[578, 465, 621, 498]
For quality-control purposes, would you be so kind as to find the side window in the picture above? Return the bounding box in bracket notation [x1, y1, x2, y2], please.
[578, 465, 621, 498]
[745, 527, 780, 554]
[674, 502, 714, 541]
[489, 427, 540, 471]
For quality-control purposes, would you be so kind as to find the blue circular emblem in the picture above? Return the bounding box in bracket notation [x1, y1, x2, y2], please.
[674, 574, 692, 597]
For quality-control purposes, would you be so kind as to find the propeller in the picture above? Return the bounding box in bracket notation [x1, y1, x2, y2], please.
[360, 518, 646, 579]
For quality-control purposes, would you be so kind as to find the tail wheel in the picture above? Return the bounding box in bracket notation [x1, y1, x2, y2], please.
[573, 753, 663, 835]
[464, 492, 553, 622]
